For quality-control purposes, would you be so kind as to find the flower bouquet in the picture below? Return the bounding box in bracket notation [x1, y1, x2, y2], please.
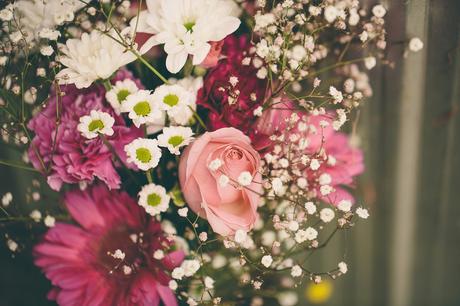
[0, 0, 409, 305]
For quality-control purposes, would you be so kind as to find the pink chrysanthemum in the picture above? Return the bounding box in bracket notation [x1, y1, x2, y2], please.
[34, 185, 184, 306]
[28, 70, 144, 191]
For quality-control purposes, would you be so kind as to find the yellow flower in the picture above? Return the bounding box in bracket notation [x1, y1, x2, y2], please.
[305, 280, 333, 304]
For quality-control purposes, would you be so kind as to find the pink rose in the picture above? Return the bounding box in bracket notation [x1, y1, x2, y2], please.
[179, 128, 262, 236]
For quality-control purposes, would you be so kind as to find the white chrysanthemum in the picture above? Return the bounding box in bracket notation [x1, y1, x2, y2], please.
[152, 84, 195, 125]
[138, 183, 170, 216]
[56, 28, 151, 88]
[124, 138, 162, 170]
[134, 0, 241, 73]
[77, 110, 114, 139]
[123, 90, 163, 128]
[105, 79, 139, 114]
[157, 126, 194, 155]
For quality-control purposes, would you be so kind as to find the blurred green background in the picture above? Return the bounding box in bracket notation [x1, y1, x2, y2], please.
[1, 0, 460, 305]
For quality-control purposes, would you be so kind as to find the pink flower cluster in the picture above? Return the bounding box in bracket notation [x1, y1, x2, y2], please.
[28, 70, 143, 191]
[34, 185, 183, 306]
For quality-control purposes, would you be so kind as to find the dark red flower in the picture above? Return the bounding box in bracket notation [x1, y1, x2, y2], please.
[197, 35, 269, 150]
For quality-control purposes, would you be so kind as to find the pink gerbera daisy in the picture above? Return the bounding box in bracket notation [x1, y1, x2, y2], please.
[34, 185, 184, 306]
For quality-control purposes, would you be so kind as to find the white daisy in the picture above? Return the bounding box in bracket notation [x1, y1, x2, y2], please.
[133, 0, 241, 73]
[105, 79, 139, 114]
[77, 110, 114, 139]
[56, 28, 152, 89]
[123, 90, 163, 128]
[152, 84, 195, 125]
[125, 138, 162, 171]
[138, 183, 170, 216]
[157, 126, 194, 155]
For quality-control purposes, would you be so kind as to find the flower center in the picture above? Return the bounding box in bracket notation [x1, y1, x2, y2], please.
[168, 136, 184, 147]
[117, 89, 130, 103]
[133, 101, 151, 116]
[184, 21, 195, 32]
[136, 148, 152, 163]
[227, 148, 243, 160]
[163, 94, 179, 107]
[88, 119, 104, 132]
[147, 193, 162, 207]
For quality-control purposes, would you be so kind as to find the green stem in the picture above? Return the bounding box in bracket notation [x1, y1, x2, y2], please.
[146, 170, 153, 184]
[188, 106, 207, 131]
[130, 49, 169, 84]
[0, 206, 10, 217]
[0, 159, 39, 172]
[103, 79, 112, 91]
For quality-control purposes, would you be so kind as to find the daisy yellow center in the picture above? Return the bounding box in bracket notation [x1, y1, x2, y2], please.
[147, 193, 162, 207]
[117, 89, 130, 103]
[168, 136, 184, 147]
[88, 119, 104, 132]
[136, 148, 152, 163]
[163, 94, 179, 107]
[133, 101, 151, 116]
[184, 21, 195, 32]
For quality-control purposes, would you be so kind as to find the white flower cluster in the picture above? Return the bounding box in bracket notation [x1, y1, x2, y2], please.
[171, 259, 201, 280]
[252, 1, 387, 84]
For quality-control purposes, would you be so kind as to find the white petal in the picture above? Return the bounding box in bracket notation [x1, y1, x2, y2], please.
[166, 51, 188, 73]
[192, 43, 211, 65]
[139, 35, 161, 54]
[205, 17, 240, 41]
